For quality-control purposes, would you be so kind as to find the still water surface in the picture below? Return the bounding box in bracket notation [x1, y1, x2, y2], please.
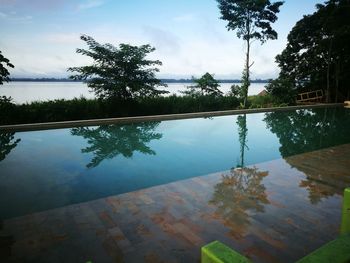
[0, 81, 266, 104]
[0, 107, 349, 219]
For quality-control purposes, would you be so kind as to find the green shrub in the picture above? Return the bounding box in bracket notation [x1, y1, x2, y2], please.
[0, 95, 240, 125]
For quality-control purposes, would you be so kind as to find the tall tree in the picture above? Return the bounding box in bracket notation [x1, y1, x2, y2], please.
[0, 51, 14, 85]
[68, 35, 168, 100]
[273, 0, 350, 103]
[217, 0, 283, 107]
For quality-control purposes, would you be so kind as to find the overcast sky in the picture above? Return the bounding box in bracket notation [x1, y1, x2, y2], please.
[0, 0, 322, 79]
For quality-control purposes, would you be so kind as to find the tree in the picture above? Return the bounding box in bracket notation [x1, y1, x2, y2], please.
[68, 35, 168, 100]
[217, 0, 284, 107]
[184, 72, 223, 96]
[0, 51, 14, 85]
[273, 0, 350, 102]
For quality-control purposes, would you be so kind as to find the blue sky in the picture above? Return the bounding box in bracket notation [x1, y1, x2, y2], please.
[0, 0, 322, 79]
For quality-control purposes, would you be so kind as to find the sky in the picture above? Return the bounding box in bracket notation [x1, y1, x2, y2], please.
[0, 0, 323, 79]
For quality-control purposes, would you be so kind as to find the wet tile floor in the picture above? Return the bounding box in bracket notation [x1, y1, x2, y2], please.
[1, 144, 350, 263]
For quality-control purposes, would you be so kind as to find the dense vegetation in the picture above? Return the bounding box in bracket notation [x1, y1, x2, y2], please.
[0, 95, 243, 125]
[267, 0, 350, 103]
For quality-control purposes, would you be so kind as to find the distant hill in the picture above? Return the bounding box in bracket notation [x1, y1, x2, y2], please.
[10, 78, 271, 83]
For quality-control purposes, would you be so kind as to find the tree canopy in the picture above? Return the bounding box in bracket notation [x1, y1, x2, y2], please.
[217, 0, 283, 107]
[0, 51, 14, 85]
[270, 0, 350, 103]
[185, 72, 223, 96]
[68, 35, 168, 100]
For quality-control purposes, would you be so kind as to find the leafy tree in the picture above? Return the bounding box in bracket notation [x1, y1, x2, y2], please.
[184, 72, 223, 96]
[273, 0, 350, 102]
[71, 122, 162, 168]
[217, 0, 283, 107]
[265, 77, 296, 104]
[68, 35, 168, 100]
[0, 51, 14, 85]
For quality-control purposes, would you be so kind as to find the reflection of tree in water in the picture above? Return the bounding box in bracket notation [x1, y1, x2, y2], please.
[71, 122, 162, 168]
[0, 133, 20, 162]
[264, 108, 350, 158]
[210, 114, 269, 238]
[210, 167, 269, 238]
[264, 108, 350, 204]
[236, 114, 248, 168]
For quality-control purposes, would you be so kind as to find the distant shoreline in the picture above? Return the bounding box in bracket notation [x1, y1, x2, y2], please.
[9, 78, 271, 84]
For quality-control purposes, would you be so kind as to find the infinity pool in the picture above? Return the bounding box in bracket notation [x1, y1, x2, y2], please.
[0, 107, 349, 220]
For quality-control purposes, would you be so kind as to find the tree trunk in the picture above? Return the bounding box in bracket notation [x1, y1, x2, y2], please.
[243, 39, 250, 108]
[326, 39, 333, 103]
[335, 61, 339, 102]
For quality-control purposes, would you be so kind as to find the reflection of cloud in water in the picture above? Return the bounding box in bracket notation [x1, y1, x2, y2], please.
[170, 137, 196, 146]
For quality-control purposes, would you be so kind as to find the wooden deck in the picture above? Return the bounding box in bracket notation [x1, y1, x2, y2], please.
[1, 144, 349, 262]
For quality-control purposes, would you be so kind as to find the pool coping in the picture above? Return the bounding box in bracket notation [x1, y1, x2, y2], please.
[0, 103, 345, 132]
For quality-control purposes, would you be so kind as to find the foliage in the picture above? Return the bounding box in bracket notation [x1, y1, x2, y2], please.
[217, 0, 283, 107]
[0, 96, 16, 124]
[274, 0, 350, 102]
[185, 73, 223, 96]
[0, 51, 14, 85]
[0, 95, 240, 125]
[71, 122, 162, 168]
[265, 77, 297, 104]
[247, 94, 276, 108]
[68, 35, 168, 100]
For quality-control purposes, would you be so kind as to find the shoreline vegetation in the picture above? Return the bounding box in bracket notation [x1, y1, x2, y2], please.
[8, 78, 271, 84]
[0, 93, 279, 126]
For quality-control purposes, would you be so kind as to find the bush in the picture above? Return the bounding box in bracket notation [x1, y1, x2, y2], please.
[0, 95, 240, 125]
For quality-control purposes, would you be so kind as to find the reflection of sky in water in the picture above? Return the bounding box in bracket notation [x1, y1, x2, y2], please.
[0, 107, 350, 219]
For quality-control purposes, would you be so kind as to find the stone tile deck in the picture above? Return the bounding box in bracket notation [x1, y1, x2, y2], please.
[1, 144, 350, 263]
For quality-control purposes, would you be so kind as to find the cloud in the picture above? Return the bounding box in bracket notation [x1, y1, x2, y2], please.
[143, 26, 181, 55]
[45, 33, 81, 44]
[78, 0, 104, 10]
[0, 11, 33, 22]
[0, 0, 72, 10]
[0, 12, 8, 18]
[173, 14, 196, 22]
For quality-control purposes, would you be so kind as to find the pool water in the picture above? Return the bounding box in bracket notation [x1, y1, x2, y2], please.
[0, 107, 349, 220]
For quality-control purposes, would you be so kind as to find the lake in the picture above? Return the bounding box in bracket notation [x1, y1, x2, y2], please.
[0, 82, 266, 104]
